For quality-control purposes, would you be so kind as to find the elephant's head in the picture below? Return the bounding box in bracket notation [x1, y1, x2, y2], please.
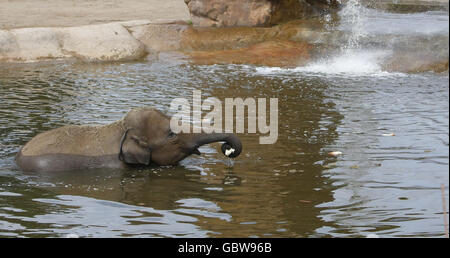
[118, 107, 242, 166]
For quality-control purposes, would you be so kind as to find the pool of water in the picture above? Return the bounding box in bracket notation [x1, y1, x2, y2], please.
[0, 8, 448, 238]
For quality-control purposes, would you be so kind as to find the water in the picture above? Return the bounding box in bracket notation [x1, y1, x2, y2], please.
[0, 8, 448, 238]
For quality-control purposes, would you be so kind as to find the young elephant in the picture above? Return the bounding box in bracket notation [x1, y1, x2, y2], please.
[15, 107, 242, 172]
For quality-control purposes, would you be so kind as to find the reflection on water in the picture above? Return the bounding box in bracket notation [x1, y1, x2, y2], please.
[0, 59, 448, 237]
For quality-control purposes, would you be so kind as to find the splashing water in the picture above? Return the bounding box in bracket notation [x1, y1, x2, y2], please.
[256, 0, 390, 76]
[255, 0, 393, 76]
[339, 0, 369, 50]
[224, 158, 235, 168]
[304, 0, 390, 75]
[256, 1, 449, 76]
[288, 50, 390, 75]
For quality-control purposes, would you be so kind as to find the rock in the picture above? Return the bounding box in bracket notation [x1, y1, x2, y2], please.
[128, 23, 189, 53]
[180, 19, 327, 50]
[384, 54, 449, 73]
[60, 23, 146, 61]
[184, 0, 339, 27]
[0, 23, 146, 62]
[183, 18, 326, 50]
[383, 38, 449, 74]
[0, 28, 68, 61]
[184, 0, 272, 27]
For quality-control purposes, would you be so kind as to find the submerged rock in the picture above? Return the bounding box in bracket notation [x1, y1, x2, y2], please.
[180, 19, 328, 51]
[186, 40, 313, 67]
[183, 0, 340, 27]
[381, 34, 449, 73]
[362, 0, 449, 13]
[384, 53, 449, 73]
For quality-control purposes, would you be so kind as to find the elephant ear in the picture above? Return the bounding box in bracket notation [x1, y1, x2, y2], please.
[119, 129, 151, 165]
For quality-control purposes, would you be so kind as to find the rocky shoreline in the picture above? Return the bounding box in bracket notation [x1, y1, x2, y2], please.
[0, 19, 328, 64]
[1, 0, 448, 73]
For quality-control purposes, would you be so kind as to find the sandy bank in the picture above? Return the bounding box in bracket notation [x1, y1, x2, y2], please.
[1, 0, 447, 31]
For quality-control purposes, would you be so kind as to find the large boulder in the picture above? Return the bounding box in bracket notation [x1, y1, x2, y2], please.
[184, 0, 339, 27]
[0, 23, 146, 62]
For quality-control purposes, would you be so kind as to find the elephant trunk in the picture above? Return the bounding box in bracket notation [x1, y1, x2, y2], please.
[190, 133, 242, 158]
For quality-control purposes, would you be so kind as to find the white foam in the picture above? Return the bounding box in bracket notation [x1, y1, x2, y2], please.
[64, 233, 80, 238]
[295, 49, 390, 75]
[256, 49, 398, 77]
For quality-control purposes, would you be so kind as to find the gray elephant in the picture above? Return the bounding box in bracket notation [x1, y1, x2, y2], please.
[15, 107, 242, 172]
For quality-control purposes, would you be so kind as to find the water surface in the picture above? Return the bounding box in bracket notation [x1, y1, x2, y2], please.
[0, 9, 448, 238]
